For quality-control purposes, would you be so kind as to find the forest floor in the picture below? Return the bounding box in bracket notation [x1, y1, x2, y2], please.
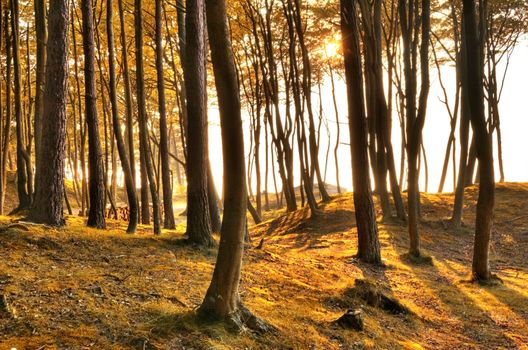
[0, 183, 527, 349]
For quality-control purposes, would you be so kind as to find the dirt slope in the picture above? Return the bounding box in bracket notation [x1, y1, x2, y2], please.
[0, 183, 527, 349]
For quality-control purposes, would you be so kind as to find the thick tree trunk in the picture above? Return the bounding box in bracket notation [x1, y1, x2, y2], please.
[29, 0, 69, 226]
[107, 0, 138, 233]
[341, 0, 381, 264]
[183, 0, 214, 246]
[198, 0, 270, 333]
[81, 0, 106, 229]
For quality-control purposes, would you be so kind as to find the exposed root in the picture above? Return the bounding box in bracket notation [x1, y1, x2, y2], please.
[401, 252, 434, 266]
[346, 279, 411, 315]
[198, 302, 276, 335]
[462, 273, 504, 286]
[0, 223, 31, 233]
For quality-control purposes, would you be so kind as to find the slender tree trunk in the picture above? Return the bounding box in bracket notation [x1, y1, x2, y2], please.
[154, 0, 176, 229]
[11, 0, 31, 211]
[462, 0, 495, 281]
[0, 8, 10, 215]
[341, 0, 381, 264]
[107, 0, 138, 233]
[29, 0, 69, 226]
[33, 0, 46, 179]
[135, 0, 161, 234]
[71, 9, 88, 216]
[452, 20, 469, 228]
[208, 162, 222, 232]
[117, 0, 136, 191]
[81, 0, 106, 229]
[400, 0, 430, 257]
[0, 3, 3, 215]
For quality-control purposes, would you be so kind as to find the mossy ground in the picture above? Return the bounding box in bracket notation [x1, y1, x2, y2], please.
[0, 183, 527, 349]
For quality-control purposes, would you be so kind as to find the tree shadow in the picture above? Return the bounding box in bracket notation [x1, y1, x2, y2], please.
[383, 226, 521, 348]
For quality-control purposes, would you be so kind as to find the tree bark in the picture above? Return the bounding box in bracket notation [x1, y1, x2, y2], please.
[341, 0, 381, 264]
[198, 0, 269, 332]
[107, 0, 138, 233]
[155, 0, 176, 229]
[11, 0, 31, 211]
[117, 0, 136, 191]
[81, 0, 106, 229]
[183, 0, 214, 246]
[462, 0, 495, 281]
[135, 0, 161, 234]
[33, 0, 46, 179]
[29, 0, 69, 226]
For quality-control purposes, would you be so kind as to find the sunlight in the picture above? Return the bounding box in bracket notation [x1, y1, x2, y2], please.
[324, 40, 339, 58]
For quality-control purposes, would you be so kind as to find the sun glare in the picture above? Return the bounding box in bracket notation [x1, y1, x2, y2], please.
[324, 36, 341, 58]
[325, 41, 338, 57]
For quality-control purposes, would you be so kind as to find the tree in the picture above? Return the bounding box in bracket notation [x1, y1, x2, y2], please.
[33, 0, 47, 177]
[340, 0, 381, 264]
[197, 0, 270, 332]
[358, 0, 406, 221]
[117, 0, 136, 192]
[134, 0, 161, 234]
[399, 0, 431, 258]
[11, 0, 32, 211]
[28, 0, 70, 226]
[462, 0, 495, 281]
[154, 0, 176, 229]
[107, 0, 138, 233]
[183, 0, 214, 247]
[82, 0, 106, 229]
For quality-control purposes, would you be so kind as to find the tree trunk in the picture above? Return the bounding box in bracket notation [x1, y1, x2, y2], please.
[154, 0, 176, 229]
[341, 0, 381, 264]
[117, 0, 136, 191]
[462, 0, 495, 281]
[11, 0, 31, 211]
[107, 0, 138, 233]
[0, 8, 10, 215]
[400, 0, 430, 257]
[183, 0, 214, 246]
[208, 162, 222, 232]
[452, 18, 469, 228]
[135, 0, 161, 234]
[198, 0, 269, 333]
[81, 0, 106, 229]
[29, 0, 69, 226]
[33, 0, 46, 180]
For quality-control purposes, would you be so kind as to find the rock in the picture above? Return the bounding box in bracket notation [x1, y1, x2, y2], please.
[335, 309, 364, 331]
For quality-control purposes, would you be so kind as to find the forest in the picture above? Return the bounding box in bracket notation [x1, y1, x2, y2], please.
[0, 0, 527, 348]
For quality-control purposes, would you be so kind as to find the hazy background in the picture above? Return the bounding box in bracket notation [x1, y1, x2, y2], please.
[207, 40, 528, 196]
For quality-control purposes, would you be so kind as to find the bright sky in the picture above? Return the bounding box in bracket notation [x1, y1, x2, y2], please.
[207, 40, 528, 196]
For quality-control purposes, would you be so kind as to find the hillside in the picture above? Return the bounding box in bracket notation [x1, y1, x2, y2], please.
[0, 183, 527, 349]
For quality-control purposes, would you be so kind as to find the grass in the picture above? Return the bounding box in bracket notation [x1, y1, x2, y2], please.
[0, 183, 527, 349]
